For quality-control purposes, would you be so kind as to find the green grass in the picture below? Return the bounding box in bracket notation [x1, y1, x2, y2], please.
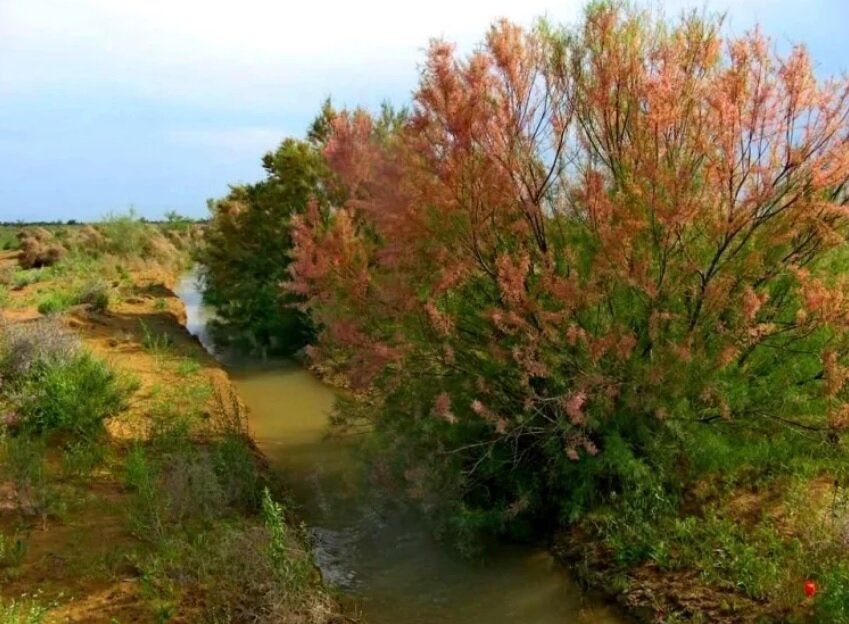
[16, 351, 138, 436]
[0, 227, 19, 252]
[122, 420, 325, 621]
[577, 424, 849, 621]
[139, 321, 174, 360]
[0, 597, 51, 624]
[36, 290, 75, 315]
[175, 358, 202, 377]
[61, 439, 109, 478]
[74, 279, 111, 312]
[11, 268, 50, 290]
[0, 531, 27, 569]
[34, 279, 113, 315]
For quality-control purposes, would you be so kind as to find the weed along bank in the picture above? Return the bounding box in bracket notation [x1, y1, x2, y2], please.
[0, 221, 344, 622]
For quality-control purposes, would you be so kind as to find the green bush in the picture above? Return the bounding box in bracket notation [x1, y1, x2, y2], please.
[197, 130, 336, 356]
[74, 279, 110, 312]
[99, 210, 154, 256]
[16, 351, 136, 436]
[35, 290, 74, 315]
[124, 444, 165, 541]
[61, 439, 108, 477]
[11, 268, 49, 290]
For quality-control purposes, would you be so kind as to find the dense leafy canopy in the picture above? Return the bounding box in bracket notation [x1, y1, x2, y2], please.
[288, 2, 849, 544]
[198, 137, 331, 356]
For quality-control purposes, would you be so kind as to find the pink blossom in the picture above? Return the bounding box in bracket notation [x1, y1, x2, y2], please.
[564, 391, 587, 425]
[432, 392, 457, 424]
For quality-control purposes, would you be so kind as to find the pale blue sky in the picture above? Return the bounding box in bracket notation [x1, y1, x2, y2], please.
[1, 0, 847, 222]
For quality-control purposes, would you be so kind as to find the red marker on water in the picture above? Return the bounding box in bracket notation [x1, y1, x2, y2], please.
[804, 580, 817, 597]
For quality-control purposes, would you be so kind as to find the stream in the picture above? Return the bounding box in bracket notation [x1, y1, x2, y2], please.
[175, 272, 624, 624]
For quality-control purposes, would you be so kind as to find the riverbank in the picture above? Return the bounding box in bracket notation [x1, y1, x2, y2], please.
[0, 233, 349, 623]
[3, 223, 838, 624]
[176, 271, 626, 624]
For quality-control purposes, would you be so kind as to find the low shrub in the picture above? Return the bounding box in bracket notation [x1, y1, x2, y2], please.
[175, 358, 201, 377]
[99, 211, 154, 257]
[74, 279, 110, 312]
[139, 320, 174, 358]
[124, 443, 165, 541]
[0, 318, 79, 380]
[35, 290, 74, 315]
[125, 436, 264, 540]
[0, 319, 136, 436]
[15, 351, 136, 435]
[10, 268, 48, 290]
[61, 439, 108, 478]
[0, 435, 63, 518]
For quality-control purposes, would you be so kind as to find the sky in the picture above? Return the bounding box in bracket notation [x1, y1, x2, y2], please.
[1, 1, 848, 222]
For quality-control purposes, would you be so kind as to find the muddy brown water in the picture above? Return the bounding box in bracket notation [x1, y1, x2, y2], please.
[176, 272, 624, 624]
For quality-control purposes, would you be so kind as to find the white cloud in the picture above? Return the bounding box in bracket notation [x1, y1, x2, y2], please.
[0, 0, 845, 221]
[0, 0, 582, 104]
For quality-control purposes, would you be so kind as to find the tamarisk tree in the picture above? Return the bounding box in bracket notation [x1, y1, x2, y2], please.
[289, 3, 849, 540]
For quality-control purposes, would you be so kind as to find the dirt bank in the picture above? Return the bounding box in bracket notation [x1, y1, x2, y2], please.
[0, 251, 346, 623]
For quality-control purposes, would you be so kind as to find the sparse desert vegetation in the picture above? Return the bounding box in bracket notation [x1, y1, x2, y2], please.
[0, 216, 346, 623]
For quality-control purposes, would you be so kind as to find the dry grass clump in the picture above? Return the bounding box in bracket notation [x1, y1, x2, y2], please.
[66, 225, 107, 253]
[16, 228, 67, 269]
[0, 316, 79, 379]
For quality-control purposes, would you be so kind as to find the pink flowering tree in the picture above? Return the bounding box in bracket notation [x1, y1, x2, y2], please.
[289, 3, 849, 541]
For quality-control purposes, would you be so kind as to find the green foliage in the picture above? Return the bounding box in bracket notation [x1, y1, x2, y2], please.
[0, 598, 51, 624]
[14, 351, 136, 436]
[75, 279, 110, 312]
[175, 358, 201, 377]
[0, 227, 20, 251]
[139, 320, 174, 361]
[121, 401, 333, 621]
[11, 268, 49, 290]
[35, 290, 74, 315]
[0, 532, 27, 569]
[197, 135, 331, 356]
[124, 443, 165, 541]
[162, 211, 194, 232]
[61, 439, 108, 478]
[262, 488, 285, 561]
[816, 563, 849, 621]
[0, 435, 64, 519]
[99, 210, 155, 256]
